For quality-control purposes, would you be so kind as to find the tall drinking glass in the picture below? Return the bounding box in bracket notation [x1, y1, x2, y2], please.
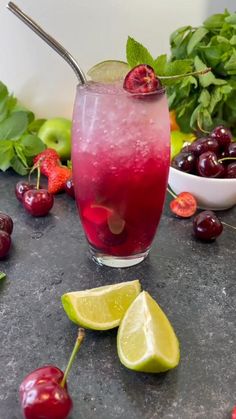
[72, 82, 170, 268]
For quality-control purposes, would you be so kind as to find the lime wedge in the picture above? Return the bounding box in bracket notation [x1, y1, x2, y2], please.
[87, 60, 129, 83]
[117, 291, 180, 372]
[171, 130, 196, 159]
[61, 280, 141, 330]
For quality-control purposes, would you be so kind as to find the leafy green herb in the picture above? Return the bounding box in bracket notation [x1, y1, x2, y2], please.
[0, 272, 6, 280]
[0, 82, 46, 175]
[168, 9, 236, 132]
[126, 9, 236, 133]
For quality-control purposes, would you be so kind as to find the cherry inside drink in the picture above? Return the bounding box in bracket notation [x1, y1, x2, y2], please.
[72, 82, 170, 267]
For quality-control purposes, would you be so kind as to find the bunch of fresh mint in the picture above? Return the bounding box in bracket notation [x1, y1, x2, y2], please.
[0, 81, 46, 175]
[127, 9, 236, 134]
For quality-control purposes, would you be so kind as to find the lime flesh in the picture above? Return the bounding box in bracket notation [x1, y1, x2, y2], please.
[61, 280, 141, 330]
[87, 60, 129, 83]
[117, 291, 180, 372]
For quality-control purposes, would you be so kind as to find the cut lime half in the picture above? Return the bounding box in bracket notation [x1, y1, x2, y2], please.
[61, 280, 141, 330]
[117, 291, 180, 373]
[87, 60, 129, 83]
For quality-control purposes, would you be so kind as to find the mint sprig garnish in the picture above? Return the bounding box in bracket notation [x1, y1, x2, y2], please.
[126, 9, 236, 135]
[0, 81, 46, 175]
[126, 36, 206, 87]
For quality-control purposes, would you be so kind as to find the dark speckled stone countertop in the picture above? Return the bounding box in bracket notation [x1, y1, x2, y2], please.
[0, 171, 235, 419]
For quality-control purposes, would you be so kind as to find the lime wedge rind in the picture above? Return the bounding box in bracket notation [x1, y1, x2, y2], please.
[61, 280, 141, 331]
[87, 60, 129, 83]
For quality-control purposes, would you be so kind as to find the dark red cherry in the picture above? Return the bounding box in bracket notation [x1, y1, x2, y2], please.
[0, 212, 13, 235]
[193, 211, 223, 241]
[123, 64, 160, 94]
[198, 151, 225, 177]
[19, 366, 72, 419]
[225, 142, 236, 158]
[65, 178, 75, 199]
[15, 181, 37, 202]
[22, 189, 54, 217]
[210, 125, 232, 149]
[225, 162, 236, 178]
[0, 230, 11, 258]
[171, 151, 196, 173]
[188, 137, 219, 156]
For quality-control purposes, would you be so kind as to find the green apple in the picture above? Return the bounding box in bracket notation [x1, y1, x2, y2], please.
[38, 117, 72, 161]
[171, 130, 196, 159]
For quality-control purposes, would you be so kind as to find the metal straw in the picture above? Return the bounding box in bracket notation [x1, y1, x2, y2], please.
[7, 2, 87, 85]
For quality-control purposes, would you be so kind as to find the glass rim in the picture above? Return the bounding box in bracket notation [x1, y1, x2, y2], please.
[76, 81, 166, 97]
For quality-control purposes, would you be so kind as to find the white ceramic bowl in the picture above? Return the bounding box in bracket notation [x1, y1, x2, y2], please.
[168, 166, 236, 211]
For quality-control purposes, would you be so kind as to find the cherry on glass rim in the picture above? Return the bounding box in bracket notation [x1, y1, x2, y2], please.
[123, 64, 160, 94]
[169, 191, 197, 218]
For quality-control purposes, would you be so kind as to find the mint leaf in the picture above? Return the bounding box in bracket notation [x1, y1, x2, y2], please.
[0, 141, 14, 171]
[170, 31, 193, 60]
[194, 56, 226, 87]
[230, 35, 236, 45]
[224, 51, 236, 74]
[204, 12, 229, 30]
[14, 142, 29, 168]
[0, 82, 8, 101]
[198, 89, 211, 107]
[0, 112, 28, 140]
[20, 134, 46, 157]
[10, 155, 28, 175]
[0, 272, 6, 280]
[170, 26, 192, 47]
[0, 97, 9, 123]
[165, 59, 193, 76]
[187, 27, 209, 54]
[158, 60, 193, 86]
[126, 36, 155, 68]
[153, 55, 167, 75]
[225, 12, 236, 26]
[12, 103, 35, 124]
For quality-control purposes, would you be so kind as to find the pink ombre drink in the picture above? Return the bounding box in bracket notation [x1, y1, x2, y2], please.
[72, 82, 170, 267]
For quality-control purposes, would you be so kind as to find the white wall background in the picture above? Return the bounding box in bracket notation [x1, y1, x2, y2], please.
[0, 0, 235, 118]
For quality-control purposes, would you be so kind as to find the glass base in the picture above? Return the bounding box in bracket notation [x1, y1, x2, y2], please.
[89, 246, 150, 268]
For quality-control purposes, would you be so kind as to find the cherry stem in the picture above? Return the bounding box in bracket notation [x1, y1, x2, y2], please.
[167, 187, 177, 199]
[28, 162, 40, 185]
[159, 67, 211, 81]
[219, 157, 236, 163]
[221, 221, 236, 231]
[36, 165, 41, 190]
[60, 328, 85, 388]
[197, 116, 210, 134]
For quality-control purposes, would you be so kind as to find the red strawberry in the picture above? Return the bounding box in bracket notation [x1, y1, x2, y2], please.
[123, 64, 160, 94]
[170, 192, 197, 218]
[48, 166, 72, 194]
[33, 149, 60, 176]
